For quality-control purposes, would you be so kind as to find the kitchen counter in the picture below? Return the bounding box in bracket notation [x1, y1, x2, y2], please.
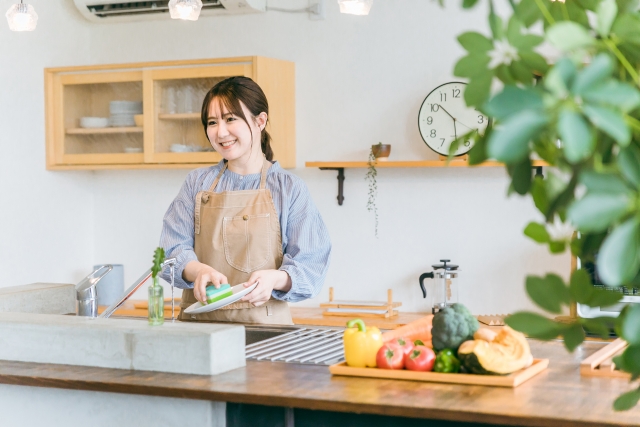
[0, 339, 638, 426]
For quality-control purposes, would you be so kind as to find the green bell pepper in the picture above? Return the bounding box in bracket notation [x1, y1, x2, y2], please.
[434, 348, 461, 373]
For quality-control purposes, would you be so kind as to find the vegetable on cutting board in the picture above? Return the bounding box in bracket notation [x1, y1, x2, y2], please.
[343, 319, 384, 368]
[381, 314, 433, 345]
[433, 348, 461, 373]
[457, 326, 533, 375]
[404, 346, 436, 372]
[376, 343, 405, 370]
[431, 304, 479, 352]
[387, 337, 414, 356]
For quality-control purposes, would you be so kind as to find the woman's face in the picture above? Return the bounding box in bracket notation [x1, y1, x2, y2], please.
[206, 98, 265, 163]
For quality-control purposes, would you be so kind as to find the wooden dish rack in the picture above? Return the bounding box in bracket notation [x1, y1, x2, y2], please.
[580, 338, 631, 379]
[320, 287, 401, 318]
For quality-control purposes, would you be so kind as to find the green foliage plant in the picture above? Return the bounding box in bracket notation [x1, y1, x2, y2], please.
[152, 247, 165, 286]
[366, 143, 380, 238]
[449, 0, 640, 410]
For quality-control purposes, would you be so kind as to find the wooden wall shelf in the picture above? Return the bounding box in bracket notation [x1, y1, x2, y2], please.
[305, 160, 549, 206]
[306, 160, 548, 168]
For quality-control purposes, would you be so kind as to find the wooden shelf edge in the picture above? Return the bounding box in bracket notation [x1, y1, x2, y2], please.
[305, 160, 549, 169]
[158, 113, 201, 120]
[47, 163, 215, 171]
[66, 127, 143, 135]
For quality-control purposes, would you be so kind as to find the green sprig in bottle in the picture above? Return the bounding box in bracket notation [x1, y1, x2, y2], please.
[149, 247, 165, 326]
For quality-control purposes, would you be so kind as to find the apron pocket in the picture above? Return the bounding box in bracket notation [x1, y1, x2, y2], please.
[223, 213, 272, 273]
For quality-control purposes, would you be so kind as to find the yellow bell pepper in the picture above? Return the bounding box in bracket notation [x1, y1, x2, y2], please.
[343, 319, 383, 368]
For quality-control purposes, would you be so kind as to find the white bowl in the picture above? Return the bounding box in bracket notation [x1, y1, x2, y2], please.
[79, 117, 109, 128]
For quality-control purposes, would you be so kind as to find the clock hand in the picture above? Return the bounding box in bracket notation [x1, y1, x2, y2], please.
[437, 104, 457, 122]
[457, 120, 477, 132]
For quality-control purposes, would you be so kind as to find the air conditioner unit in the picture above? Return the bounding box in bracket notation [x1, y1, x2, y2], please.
[73, 0, 266, 22]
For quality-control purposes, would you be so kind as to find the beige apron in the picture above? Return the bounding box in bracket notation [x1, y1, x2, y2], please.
[179, 158, 293, 325]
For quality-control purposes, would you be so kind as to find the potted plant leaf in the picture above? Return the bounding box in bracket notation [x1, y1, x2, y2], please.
[448, 0, 640, 410]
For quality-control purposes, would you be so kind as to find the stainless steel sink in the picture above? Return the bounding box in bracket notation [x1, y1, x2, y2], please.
[245, 326, 345, 365]
[244, 325, 301, 345]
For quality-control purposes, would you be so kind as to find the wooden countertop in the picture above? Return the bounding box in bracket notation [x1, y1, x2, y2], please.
[0, 339, 638, 426]
[99, 301, 429, 329]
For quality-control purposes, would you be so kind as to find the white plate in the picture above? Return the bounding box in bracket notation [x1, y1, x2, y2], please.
[184, 282, 258, 315]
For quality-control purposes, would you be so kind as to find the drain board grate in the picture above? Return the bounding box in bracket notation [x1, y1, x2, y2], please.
[245, 328, 344, 365]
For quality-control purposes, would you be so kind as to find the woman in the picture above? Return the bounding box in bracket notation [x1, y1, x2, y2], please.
[160, 76, 331, 325]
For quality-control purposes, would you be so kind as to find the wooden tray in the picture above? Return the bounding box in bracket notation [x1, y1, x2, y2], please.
[329, 359, 549, 388]
[580, 338, 630, 379]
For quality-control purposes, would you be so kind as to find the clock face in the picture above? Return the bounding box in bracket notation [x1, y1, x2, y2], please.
[418, 82, 490, 156]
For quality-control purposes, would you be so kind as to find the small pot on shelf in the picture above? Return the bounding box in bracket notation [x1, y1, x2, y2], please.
[372, 143, 391, 161]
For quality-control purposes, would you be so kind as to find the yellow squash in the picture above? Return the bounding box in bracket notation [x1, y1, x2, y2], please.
[343, 319, 383, 368]
[458, 326, 533, 375]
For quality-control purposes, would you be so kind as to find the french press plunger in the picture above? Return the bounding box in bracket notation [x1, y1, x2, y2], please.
[418, 259, 459, 314]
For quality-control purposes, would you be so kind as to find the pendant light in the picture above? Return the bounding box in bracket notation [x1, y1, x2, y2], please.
[168, 0, 203, 21]
[337, 0, 372, 15]
[6, 0, 38, 31]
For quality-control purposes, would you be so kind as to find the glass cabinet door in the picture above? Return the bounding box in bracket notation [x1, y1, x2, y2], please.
[144, 64, 252, 164]
[55, 71, 144, 165]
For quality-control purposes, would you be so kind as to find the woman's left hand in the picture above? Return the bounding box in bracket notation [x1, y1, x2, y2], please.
[241, 269, 292, 306]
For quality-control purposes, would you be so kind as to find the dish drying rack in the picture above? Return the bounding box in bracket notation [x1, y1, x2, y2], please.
[320, 287, 401, 318]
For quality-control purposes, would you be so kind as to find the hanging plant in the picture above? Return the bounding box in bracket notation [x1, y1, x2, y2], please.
[366, 144, 380, 238]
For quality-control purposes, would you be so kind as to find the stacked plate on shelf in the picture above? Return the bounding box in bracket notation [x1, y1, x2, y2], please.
[109, 101, 142, 127]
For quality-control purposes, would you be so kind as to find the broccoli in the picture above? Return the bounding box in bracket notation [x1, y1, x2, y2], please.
[431, 304, 479, 352]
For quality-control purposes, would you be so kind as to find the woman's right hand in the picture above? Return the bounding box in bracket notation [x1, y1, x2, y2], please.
[183, 261, 228, 303]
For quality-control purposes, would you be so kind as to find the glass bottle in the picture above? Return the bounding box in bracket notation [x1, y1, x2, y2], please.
[148, 276, 164, 325]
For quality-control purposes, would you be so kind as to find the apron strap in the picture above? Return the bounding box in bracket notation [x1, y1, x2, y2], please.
[209, 161, 228, 192]
[194, 191, 209, 235]
[260, 158, 272, 189]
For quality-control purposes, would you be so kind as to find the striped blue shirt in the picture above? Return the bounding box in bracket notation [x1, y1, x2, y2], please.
[159, 160, 331, 303]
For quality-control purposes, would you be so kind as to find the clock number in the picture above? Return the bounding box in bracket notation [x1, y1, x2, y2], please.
[426, 116, 433, 125]
[440, 93, 446, 102]
[430, 104, 440, 113]
[478, 115, 485, 124]
[452, 89, 461, 98]
[464, 140, 471, 147]
[440, 138, 446, 147]
[430, 129, 437, 138]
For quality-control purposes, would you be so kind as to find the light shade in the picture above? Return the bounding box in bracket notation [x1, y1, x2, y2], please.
[337, 0, 372, 15]
[168, 0, 203, 21]
[6, 3, 38, 31]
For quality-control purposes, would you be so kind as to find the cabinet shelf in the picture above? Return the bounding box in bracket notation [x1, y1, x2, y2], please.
[306, 160, 549, 206]
[45, 56, 295, 170]
[158, 113, 201, 120]
[66, 127, 143, 135]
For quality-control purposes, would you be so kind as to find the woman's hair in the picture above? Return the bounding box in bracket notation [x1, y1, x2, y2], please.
[201, 76, 273, 161]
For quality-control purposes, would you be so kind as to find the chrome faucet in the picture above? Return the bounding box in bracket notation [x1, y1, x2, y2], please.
[76, 265, 113, 317]
[100, 257, 177, 319]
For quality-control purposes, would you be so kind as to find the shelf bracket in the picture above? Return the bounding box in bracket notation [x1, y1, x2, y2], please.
[319, 167, 345, 205]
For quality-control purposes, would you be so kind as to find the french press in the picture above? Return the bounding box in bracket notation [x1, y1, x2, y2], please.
[418, 259, 459, 314]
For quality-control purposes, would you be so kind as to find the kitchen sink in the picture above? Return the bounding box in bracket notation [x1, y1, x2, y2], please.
[244, 325, 301, 345]
[103, 316, 345, 365]
[245, 326, 345, 365]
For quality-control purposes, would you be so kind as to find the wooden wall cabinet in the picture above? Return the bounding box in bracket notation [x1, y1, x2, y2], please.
[45, 57, 295, 170]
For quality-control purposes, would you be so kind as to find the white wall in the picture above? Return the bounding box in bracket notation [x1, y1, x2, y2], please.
[0, 0, 94, 286]
[1, 0, 570, 315]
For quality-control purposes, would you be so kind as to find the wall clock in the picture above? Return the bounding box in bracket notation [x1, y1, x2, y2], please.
[418, 82, 490, 157]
